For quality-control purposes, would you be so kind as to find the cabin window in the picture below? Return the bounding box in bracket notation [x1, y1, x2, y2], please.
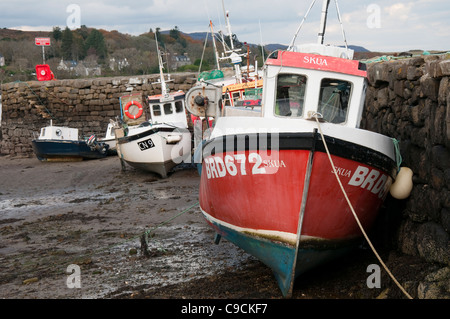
[164, 103, 173, 115]
[175, 101, 183, 113]
[318, 79, 352, 124]
[153, 105, 161, 116]
[223, 92, 231, 106]
[232, 92, 241, 105]
[275, 74, 306, 117]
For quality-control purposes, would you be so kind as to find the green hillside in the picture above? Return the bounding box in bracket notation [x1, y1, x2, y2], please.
[0, 26, 266, 84]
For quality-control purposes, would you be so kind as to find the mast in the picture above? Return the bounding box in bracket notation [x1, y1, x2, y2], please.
[220, 0, 243, 83]
[222, 0, 234, 50]
[210, 20, 221, 70]
[317, 0, 331, 44]
[155, 32, 169, 98]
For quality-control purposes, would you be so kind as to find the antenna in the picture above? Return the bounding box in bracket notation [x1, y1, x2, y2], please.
[259, 20, 265, 61]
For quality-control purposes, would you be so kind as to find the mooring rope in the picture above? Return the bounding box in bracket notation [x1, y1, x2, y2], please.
[313, 114, 413, 299]
[140, 201, 199, 255]
[7, 201, 199, 280]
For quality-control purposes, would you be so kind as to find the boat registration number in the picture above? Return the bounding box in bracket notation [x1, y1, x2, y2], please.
[138, 138, 155, 151]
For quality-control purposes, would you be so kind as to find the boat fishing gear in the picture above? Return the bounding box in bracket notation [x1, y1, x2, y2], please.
[87, 134, 108, 154]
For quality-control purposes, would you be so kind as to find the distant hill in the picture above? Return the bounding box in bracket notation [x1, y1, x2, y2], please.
[346, 45, 370, 52]
[178, 31, 370, 53]
[265, 44, 288, 51]
[0, 28, 51, 40]
[0, 27, 369, 54]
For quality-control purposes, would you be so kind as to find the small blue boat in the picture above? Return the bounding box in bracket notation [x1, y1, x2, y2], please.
[32, 121, 109, 161]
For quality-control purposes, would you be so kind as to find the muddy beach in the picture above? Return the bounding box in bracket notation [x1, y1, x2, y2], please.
[0, 155, 432, 301]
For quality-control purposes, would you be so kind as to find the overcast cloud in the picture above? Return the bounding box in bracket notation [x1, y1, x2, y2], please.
[0, 0, 448, 52]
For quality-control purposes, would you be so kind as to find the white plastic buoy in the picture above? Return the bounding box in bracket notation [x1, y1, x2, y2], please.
[166, 135, 182, 144]
[390, 167, 413, 199]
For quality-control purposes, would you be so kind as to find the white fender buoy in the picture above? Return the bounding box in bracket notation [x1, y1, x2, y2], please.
[390, 167, 413, 199]
[166, 135, 182, 144]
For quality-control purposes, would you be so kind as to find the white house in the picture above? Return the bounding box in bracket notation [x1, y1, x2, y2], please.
[171, 53, 191, 69]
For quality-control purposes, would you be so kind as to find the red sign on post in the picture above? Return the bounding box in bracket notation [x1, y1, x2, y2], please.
[35, 37, 51, 46]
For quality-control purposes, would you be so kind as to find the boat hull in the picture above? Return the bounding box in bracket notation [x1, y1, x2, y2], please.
[32, 139, 108, 161]
[199, 131, 396, 296]
[117, 125, 191, 178]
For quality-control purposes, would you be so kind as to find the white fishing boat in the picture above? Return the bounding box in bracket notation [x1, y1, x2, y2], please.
[197, 1, 263, 106]
[114, 34, 191, 178]
[98, 121, 117, 154]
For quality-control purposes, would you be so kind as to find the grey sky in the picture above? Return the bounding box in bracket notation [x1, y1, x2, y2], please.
[0, 0, 448, 52]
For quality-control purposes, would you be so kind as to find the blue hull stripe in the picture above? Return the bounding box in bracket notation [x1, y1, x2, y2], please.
[206, 215, 358, 297]
[32, 140, 107, 160]
[207, 217, 296, 297]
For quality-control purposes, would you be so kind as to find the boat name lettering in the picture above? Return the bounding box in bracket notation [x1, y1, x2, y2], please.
[204, 153, 285, 179]
[303, 55, 328, 66]
[332, 166, 352, 177]
[348, 165, 389, 198]
[138, 138, 155, 151]
[263, 159, 286, 168]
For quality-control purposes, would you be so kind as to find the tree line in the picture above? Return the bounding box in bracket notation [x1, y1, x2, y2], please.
[0, 25, 267, 84]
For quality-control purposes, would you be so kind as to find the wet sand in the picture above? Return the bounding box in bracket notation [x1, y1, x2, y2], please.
[0, 155, 430, 300]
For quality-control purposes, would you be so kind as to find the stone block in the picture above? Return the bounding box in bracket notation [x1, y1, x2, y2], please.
[438, 77, 449, 105]
[416, 222, 450, 264]
[367, 62, 391, 86]
[420, 74, 440, 101]
[432, 145, 450, 171]
[394, 80, 404, 97]
[407, 65, 423, 80]
[393, 61, 408, 80]
[439, 60, 450, 76]
[376, 87, 389, 107]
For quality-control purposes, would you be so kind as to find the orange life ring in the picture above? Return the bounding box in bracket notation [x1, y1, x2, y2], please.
[124, 101, 143, 119]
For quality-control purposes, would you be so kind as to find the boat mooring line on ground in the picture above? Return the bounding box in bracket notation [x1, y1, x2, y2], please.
[140, 201, 200, 255]
[6, 201, 200, 281]
[313, 113, 413, 300]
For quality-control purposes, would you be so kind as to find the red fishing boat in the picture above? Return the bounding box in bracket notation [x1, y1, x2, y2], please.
[186, 0, 410, 297]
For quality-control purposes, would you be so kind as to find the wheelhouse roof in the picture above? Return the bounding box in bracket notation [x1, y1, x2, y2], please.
[265, 50, 367, 78]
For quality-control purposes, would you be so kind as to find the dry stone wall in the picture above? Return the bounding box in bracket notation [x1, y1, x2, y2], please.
[362, 54, 449, 297]
[0, 73, 197, 157]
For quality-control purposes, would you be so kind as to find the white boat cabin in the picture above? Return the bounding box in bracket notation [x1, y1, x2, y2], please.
[224, 44, 368, 129]
[147, 91, 188, 127]
[38, 122, 79, 140]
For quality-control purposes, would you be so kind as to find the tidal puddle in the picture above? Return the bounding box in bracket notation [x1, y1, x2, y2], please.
[0, 189, 122, 220]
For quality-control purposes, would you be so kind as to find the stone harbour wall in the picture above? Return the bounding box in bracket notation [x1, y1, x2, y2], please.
[362, 54, 449, 298]
[0, 73, 197, 157]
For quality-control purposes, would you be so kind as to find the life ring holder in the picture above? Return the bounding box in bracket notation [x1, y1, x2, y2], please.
[124, 100, 144, 119]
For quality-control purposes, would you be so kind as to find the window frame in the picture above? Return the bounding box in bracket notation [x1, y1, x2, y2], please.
[317, 78, 353, 124]
[273, 73, 308, 118]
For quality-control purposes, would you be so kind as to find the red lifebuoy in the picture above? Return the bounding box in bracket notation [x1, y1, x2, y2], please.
[124, 101, 143, 119]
